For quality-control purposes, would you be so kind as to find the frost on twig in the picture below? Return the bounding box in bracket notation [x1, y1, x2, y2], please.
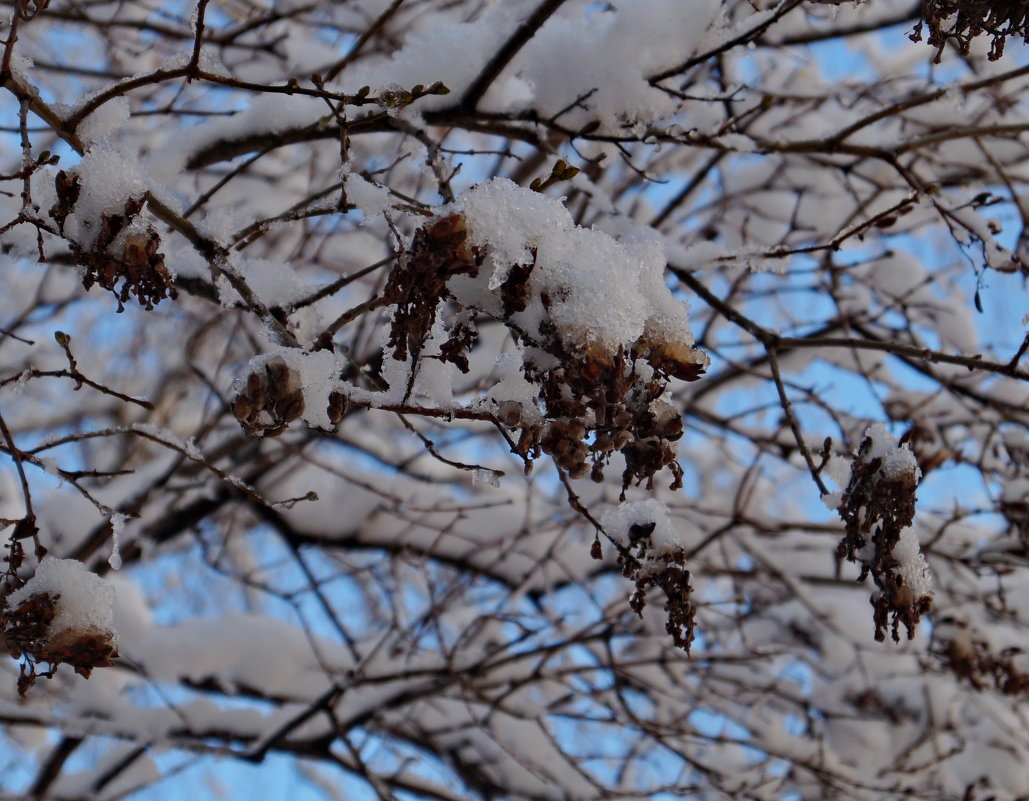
[835, 424, 934, 642]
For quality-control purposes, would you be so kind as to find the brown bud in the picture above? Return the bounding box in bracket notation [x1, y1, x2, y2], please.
[566, 420, 587, 441]
[645, 339, 708, 382]
[516, 427, 535, 456]
[612, 410, 633, 429]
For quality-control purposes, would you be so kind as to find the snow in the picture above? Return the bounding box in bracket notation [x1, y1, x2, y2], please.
[343, 171, 391, 217]
[455, 177, 571, 283]
[450, 178, 707, 368]
[238, 257, 309, 310]
[76, 96, 131, 145]
[863, 423, 921, 484]
[479, 353, 543, 425]
[8, 557, 117, 643]
[470, 468, 501, 488]
[892, 528, 934, 603]
[108, 512, 127, 570]
[153, 93, 325, 177]
[63, 144, 148, 247]
[512, 0, 720, 129]
[1002, 477, 1029, 505]
[344, 4, 524, 114]
[601, 499, 685, 556]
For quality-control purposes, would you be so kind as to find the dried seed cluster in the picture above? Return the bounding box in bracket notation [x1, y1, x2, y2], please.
[49, 171, 177, 311]
[1, 542, 118, 696]
[837, 431, 932, 642]
[517, 349, 687, 496]
[231, 356, 306, 437]
[230, 356, 349, 437]
[911, 0, 1029, 61]
[610, 521, 696, 653]
[933, 618, 1029, 694]
[4, 590, 118, 695]
[384, 214, 478, 368]
[384, 213, 705, 495]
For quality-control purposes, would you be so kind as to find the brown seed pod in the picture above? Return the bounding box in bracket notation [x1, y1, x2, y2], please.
[568, 462, 589, 480]
[277, 393, 305, 424]
[613, 429, 634, 451]
[230, 394, 253, 423]
[326, 390, 349, 429]
[246, 371, 267, 407]
[38, 626, 119, 678]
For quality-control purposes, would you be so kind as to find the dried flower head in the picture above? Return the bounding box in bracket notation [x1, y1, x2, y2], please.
[384, 213, 480, 370]
[2, 557, 118, 696]
[49, 172, 177, 311]
[601, 501, 695, 652]
[836, 425, 933, 642]
[382, 185, 707, 493]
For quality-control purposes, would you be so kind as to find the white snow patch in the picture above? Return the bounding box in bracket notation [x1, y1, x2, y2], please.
[451, 178, 706, 366]
[8, 556, 117, 642]
[602, 499, 685, 556]
[344, 171, 391, 217]
[863, 422, 921, 483]
[892, 528, 934, 602]
[76, 96, 131, 145]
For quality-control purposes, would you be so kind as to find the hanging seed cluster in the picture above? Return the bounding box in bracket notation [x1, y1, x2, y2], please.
[911, 0, 1029, 61]
[384, 214, 479, 367]
[49, 172, 177, 311]
[608, 520, 696, 653]
[384, 213, 705, 496]
[3, 590, 118, 695]
[1, 522, 35, 694]
[519, 346, 687, 496]
[836, 432, 932, 642]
